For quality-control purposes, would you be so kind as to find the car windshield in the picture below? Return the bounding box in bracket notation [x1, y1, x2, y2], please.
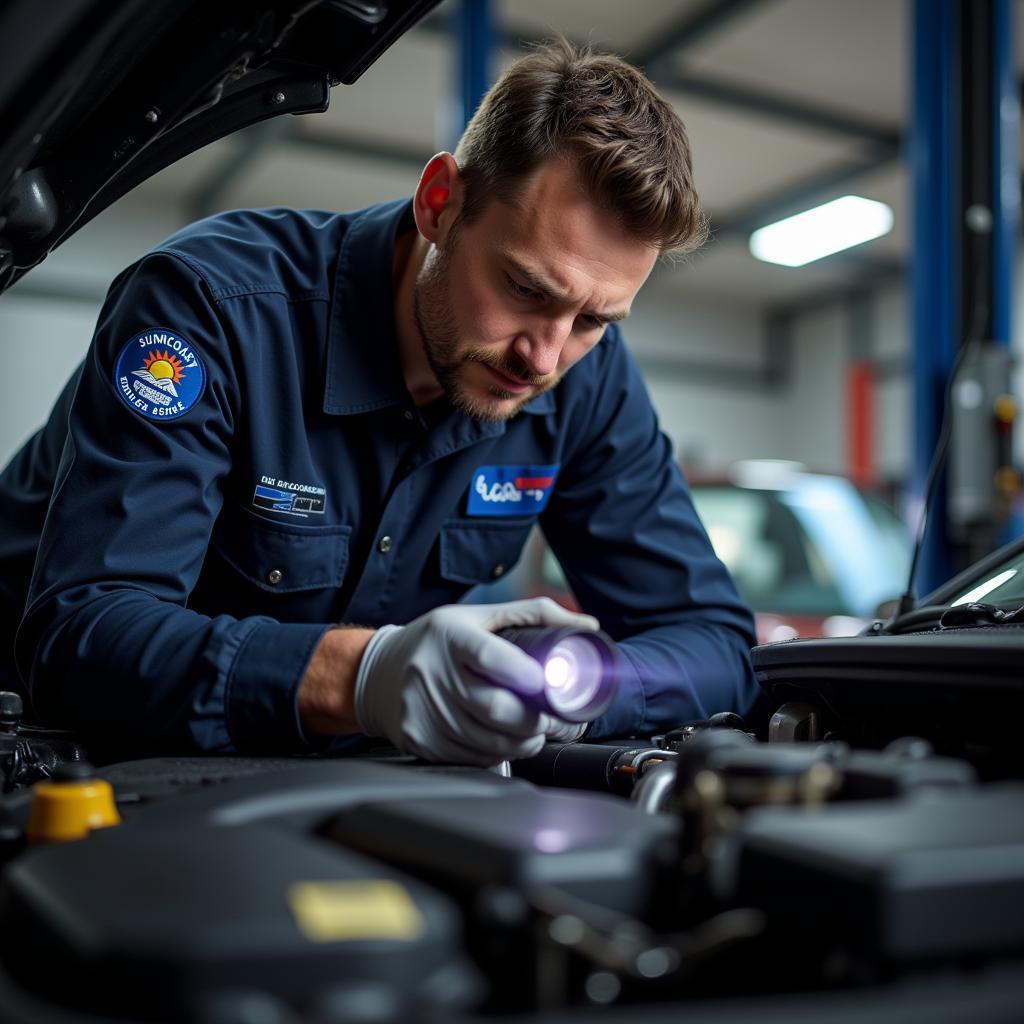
[691, 486, 847, 615]
[690, 480, 910, 618]
[947, 549, 1024, 608]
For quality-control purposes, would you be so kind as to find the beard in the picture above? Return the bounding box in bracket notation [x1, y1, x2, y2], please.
[412, 239, 559, 422]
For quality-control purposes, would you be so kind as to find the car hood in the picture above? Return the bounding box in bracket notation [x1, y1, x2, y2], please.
[0, 0, 439, 296]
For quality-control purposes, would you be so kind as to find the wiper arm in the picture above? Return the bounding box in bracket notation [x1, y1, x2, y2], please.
[871, 604, 951, 635]
[938, 602, 1024, 629]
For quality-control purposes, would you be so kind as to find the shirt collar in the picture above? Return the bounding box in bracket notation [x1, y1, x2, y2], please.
[519, 389, 556, 414]
[323, 197, 556, 417]
[324, 198, 413, 415]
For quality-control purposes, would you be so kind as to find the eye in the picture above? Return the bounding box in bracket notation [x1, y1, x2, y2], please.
[578, 315, 605, 331]
[505, 273, 540, 300]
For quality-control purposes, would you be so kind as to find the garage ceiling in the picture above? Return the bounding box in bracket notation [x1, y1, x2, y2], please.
[132, 0, 1022, 312]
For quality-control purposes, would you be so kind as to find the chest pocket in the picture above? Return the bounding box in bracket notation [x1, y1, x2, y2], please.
[214, 505, 351, 593]
[439, 518, 535, 585]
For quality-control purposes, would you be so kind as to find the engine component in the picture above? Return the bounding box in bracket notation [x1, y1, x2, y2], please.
[751, 630, 1024, 774]
[513, 741, 676, 797]
[768, 700, 822, 742]
[834, 740, 976, 800]
[0, 689, 89, 793]
[328, 789, 678, 920]
[24, 761, 121, 844]
[722, 784, 1024, 964]
[327, 788, 679, 1011]
[630, 759, 678, 814]
[1, 820, 480, 1021]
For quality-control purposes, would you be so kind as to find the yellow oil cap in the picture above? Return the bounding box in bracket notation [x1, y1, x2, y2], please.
[26, 763, 121, 844]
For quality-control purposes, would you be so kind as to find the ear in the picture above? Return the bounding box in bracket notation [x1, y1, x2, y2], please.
[413, 152, 462, 244]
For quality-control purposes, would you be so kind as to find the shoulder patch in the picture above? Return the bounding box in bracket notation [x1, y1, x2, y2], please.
[114, 328, 207, 421]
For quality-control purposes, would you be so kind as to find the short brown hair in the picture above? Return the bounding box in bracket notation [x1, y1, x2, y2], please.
[453, 39, 707, 256]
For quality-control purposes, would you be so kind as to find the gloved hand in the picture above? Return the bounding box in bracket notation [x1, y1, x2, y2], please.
[354, 598, 599, 766]
[541, 717, 589, 744]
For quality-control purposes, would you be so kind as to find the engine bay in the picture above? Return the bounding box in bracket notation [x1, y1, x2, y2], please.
[2, 630, 1024, 1024]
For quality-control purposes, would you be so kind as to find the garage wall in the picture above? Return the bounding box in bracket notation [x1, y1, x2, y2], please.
[777, 304, 848, 475]
[873, 284, 912, 481]
[0, 298, 98, 465]
[776, 284, 913, 483]
[623, 286, 788, 466]
[774, 240, 1024, 488]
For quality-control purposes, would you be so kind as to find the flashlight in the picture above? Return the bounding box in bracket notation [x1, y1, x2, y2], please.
[497, 626, 618, 722]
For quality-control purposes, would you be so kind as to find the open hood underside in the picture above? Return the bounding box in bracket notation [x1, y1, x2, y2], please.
[0, 0, 440, 295]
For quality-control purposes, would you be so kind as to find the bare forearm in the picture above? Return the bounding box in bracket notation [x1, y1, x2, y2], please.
[297, 626, 375, 736]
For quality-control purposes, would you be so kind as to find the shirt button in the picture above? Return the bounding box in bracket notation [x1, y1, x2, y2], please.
[378, 536, 393, 554]
[267, 568, 284, 585]
[403, 410, 415, 422]
[490, 563, 506, 580]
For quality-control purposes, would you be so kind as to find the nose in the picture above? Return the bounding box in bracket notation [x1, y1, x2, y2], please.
[513, 317, 572, 378]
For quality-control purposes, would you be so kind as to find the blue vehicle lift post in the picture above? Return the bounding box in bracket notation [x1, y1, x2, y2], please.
[910, 0, 1017, 594]
[910, 0, 958, 594]
[990, 0, 1018, 352]
[453, 0, 495, 134]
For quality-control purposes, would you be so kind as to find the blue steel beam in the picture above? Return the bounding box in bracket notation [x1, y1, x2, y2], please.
[992, 0, 1019, 347]
[910, 0, 958, 593]
[453, 0, 494, 134]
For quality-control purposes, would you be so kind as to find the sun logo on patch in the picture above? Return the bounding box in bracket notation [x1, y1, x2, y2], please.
[133, 349, 186, 397]
[114, 329, 206, 422]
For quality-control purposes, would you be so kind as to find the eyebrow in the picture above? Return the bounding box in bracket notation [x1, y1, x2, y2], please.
[501, 252, 630, 325]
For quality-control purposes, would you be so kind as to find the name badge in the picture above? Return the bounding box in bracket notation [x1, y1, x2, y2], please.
[467, 464, 559, 516]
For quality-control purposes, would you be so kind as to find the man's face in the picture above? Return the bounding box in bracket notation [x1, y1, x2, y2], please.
[413, 159, 658, 421]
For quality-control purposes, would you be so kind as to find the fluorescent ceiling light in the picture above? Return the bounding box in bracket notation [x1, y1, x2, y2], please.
[749, 195, 894, 267]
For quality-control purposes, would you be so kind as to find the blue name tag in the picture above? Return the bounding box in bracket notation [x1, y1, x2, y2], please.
[467, 464, 560, 516]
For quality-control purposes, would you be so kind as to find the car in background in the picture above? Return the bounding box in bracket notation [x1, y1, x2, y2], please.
[486, 461, 911, 644]
[689, 460, 911, 642]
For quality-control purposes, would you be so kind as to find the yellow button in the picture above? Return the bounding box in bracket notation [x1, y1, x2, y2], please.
[26, 776, 122, 844]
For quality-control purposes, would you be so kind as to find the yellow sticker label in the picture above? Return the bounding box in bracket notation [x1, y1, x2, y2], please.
[288, 881, 426, 943]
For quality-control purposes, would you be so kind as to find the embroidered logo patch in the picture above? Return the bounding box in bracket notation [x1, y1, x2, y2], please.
[253, 476, 326, 518]
[467, 464, 559, 516]
[114, 328, 206, 421]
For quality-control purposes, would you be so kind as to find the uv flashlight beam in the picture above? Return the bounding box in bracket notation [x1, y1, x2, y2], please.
[497, 626, 618, 723]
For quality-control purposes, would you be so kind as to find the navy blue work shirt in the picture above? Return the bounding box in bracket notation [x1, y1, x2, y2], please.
[0, 198, 757, 753]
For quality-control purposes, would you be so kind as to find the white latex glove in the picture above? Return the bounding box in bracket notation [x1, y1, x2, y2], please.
[541, 717, 589, 744]
[354, 598, 599, 766]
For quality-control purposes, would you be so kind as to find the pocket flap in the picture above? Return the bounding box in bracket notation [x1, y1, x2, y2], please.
[439, 518, 535, 586]
[214, 506, 351, 593]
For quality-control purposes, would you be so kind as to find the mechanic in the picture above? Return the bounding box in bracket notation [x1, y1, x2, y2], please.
[0, 41, 758, 764]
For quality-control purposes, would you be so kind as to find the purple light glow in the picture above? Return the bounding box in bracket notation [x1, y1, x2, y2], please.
[533, 828, 571, 853]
